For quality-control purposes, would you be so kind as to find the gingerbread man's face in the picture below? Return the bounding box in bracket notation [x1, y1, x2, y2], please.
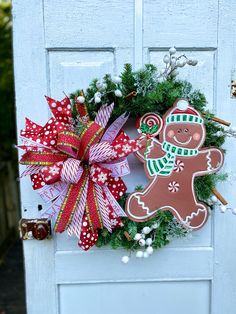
[164, 123, 205, 149]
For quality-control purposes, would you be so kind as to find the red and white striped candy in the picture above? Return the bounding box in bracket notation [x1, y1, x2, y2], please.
[137, 112, 163, 136]
[168, 181, 180, 193]
[174, 160, 185, 172]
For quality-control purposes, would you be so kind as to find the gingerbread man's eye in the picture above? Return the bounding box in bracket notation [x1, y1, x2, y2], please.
[184, 128, 189, 133]
[177, 129, 182, 133]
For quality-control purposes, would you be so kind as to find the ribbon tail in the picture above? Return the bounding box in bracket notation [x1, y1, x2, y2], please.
[99, 157, 130, 177]
[67, 177, 89, 238]
[95, 103, 114, 128]
[103, 185, 127, 217]
[20, 151, 67, 165]
[54, 171, 87, 233]
[101, 112, 129, 143]
[20, 135, 55, 151]
[20, 165, 44, 178]
[78, 215, 99, 251]
[94, 183, 112, 233]
[85, 179, 103, 232]
[108, 205, 124, 228]
[37, 181, 69, 203]
[40, 189, 68, 225]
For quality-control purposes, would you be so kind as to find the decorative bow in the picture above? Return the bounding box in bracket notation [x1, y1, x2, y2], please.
[19, 96, 142, 250]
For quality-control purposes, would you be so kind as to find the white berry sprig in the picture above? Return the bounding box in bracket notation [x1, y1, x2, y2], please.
[121, 222, 159, 264]
[209, 195, 236, 215]
[90, 76, 123, 104]
[160, 47, 198, 80]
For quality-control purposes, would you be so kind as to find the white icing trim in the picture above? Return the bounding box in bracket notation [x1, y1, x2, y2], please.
[182, 207, 207, 224]
[145, 138, 155, 157]
[136, 194, 150, 212]
[206, 151, 213, 171]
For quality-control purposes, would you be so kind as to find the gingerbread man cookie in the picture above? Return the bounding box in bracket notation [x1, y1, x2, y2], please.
[125, 98, 224, 230]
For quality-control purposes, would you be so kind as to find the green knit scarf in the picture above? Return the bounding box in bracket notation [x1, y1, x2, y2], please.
[146, 140, 198, 177]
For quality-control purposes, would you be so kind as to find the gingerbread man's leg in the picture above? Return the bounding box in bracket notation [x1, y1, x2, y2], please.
[165, 199, 209, 230]
[126, 177, 171, 222]
[163, 153, 223, 230]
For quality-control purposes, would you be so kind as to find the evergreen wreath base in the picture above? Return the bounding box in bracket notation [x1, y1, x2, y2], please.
[70, 63, 227, 252]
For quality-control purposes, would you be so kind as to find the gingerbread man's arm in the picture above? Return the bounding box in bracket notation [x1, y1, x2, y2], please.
[192, 148, 224, 175]
[136, 136, 164, 163]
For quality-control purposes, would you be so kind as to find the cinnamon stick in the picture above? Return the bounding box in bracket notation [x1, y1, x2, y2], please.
[203, 112, 231, 127]
[124, 91, 137, 100]
[124, 231, 132, 241]
[212, 188, 228, 205]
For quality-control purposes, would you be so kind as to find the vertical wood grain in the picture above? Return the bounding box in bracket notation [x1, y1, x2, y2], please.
[212, 1, 236, 313]
[12, 1, 57, 313]
[134, 0, 143, 69]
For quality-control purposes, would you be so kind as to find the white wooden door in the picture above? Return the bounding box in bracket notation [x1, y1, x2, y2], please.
[13, 1, 236, 313]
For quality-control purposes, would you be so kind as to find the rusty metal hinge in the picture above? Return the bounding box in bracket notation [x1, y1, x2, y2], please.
[231, 80, 236, 98]
[19, 218, 52, 240]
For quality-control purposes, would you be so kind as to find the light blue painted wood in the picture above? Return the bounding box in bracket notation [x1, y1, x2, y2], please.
[12, 1, 57, 313]
[212, 1, 236, 313]
[12, 0, 236, 313]
[59, 281, 210, 314]
[55, 247, 213, 284]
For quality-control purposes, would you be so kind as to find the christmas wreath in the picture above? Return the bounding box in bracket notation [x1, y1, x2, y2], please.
[19, 48, 234, 263]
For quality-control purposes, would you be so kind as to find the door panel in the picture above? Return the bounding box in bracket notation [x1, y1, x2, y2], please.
[55, 248, 213, 283]
[12, 0, 236, 313]
[59, 281, 210, 314]
[148, 49, 216, 110]
[44, 0, 134, 48]
[48, 50, 115, 95]
[143, 0, 218, 47]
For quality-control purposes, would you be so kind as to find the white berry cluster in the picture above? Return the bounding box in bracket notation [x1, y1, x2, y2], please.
[160, 47, 198, 80]
[209, 195, 236, 215]
[121, 223, 159, 264]
[217, 126, 236, 138]
[91, 76, 122, 104]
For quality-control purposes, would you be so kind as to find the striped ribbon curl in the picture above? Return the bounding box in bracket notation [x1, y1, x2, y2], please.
[67, 177, 89, 238]
[89, 142, 114, 164]
[60, 158, 83, 184]
[95, 103, 114, 128]
[94, 183, 112, 233]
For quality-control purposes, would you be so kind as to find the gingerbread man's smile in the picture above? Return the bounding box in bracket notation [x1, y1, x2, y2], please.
[173, 135, 192, 145]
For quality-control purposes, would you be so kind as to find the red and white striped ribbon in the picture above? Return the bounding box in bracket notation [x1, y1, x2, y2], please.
[38, 181, 68, 203]
[94, 183, 112, 232]
[20, 164, 44, 177]
[95, 103, 114, 128]
[89, 142, 114, 164]
[67, 177, 89, 238]
[41, 187, 69, 221]
[60, 158, 83, 184]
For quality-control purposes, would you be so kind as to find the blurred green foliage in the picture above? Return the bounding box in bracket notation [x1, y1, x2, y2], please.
[0, 0, 16, 162]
